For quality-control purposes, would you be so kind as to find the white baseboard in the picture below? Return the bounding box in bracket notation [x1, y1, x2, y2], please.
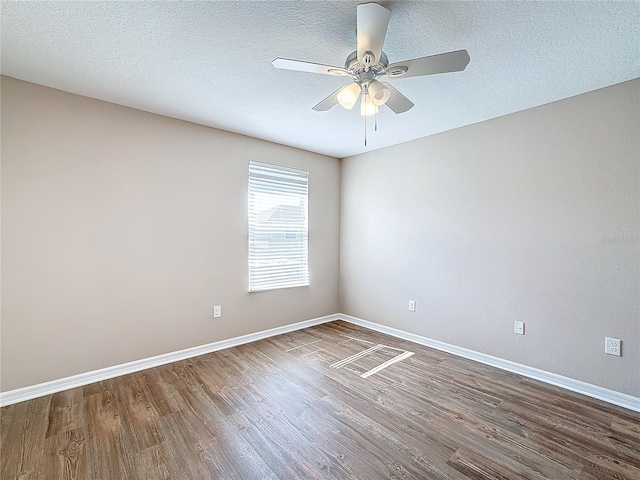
[3, 312, 638, 413]
[0, 313, 339, 407]
[338, 314, 640, 413]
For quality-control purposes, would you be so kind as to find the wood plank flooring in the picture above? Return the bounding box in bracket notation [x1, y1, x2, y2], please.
[1, 320, 639, 479]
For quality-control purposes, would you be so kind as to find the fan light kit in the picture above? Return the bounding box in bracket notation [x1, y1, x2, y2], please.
[273, 2, 470, 145]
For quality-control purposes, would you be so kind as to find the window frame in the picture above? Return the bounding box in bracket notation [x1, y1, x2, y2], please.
[247, 160, 309, 293]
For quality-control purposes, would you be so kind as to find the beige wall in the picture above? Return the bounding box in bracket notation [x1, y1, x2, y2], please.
[1, 76, 340, 391]
[2, 75, 638, 398]
[340, 79, 640, 396]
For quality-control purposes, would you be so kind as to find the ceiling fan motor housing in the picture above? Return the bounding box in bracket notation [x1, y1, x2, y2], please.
[345, 50, 388, 79]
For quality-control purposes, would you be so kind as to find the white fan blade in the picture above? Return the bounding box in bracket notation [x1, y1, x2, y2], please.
[313, 84, 354, 111]
[381, 83, 414, 114]
[356, 3, 391, 65]
[272, 58, 349, 76]
[386, 50, 470, 79]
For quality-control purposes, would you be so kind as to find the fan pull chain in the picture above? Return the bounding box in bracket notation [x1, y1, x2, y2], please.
[363, 90, 367, 146]
[375, 108, 378, 132]
[364, 105, 367, 146]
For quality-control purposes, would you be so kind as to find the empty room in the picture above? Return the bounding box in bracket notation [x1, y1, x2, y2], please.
[1, 1, 639, 479]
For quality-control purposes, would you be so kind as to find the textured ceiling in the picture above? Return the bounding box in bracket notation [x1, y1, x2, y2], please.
[2, 1, 639, 158]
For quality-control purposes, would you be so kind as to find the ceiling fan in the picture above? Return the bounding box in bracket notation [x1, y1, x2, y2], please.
[272, 2, 470, 116]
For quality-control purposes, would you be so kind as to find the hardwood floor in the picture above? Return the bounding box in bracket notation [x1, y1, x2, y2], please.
[1, 320, 639, 479]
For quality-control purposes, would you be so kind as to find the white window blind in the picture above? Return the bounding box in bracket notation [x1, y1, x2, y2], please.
[248, 161, 309, 292]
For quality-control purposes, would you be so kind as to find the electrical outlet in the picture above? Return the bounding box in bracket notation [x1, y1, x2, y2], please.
[408, 300, 416, 312]
[514, 321, 525, 335]
[605, 337, 621, 356]
[213, 305, 222, 318]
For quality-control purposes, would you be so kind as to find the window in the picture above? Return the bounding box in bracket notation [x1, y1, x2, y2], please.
[248, 161, 309, 292]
